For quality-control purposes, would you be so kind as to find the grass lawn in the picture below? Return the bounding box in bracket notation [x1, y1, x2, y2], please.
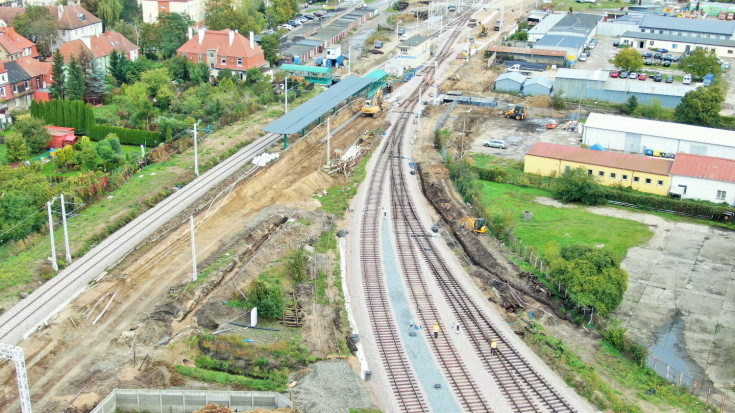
[477, 181, 652, 261]
[553, 0, 628, 10]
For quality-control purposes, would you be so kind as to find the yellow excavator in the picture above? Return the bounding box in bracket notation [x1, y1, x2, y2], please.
[464, 217, 487, 234]
[361, 88, 383, 117]
[479, 23, 488, 37]
[504, 104, 527, 120]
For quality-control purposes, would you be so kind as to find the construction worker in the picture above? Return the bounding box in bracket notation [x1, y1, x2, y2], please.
[491, 339, 498, 355]
[433, 322, 440, 339]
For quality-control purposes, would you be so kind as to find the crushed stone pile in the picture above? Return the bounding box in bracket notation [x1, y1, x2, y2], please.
[289, 359, 373, 413]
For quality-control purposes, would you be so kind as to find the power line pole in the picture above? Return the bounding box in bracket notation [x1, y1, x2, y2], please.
[193, 120, 200, 176]
[327, 116, 331, 167]
[47, 200, 57, 272]
[60, 193, 71, 264]
[285, 77, 288, 113]
[190, 215, 197, 282]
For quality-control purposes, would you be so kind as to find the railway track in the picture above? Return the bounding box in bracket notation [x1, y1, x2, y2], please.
[0, 132, 282, 345]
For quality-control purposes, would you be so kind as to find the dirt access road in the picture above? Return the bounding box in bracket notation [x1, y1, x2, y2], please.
[0, 104, 387, 411]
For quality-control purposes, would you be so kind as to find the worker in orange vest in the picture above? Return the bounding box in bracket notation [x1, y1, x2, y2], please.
[433, 322, 440, 339]
[491, 339, 498, 355]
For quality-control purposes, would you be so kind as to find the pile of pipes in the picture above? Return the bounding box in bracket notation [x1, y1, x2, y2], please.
[252, 152, 280, 167]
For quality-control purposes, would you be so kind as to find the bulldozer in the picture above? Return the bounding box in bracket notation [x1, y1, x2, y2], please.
[504, 104, 527, 120]
[361, 88, 383, 117]
[464, 217, 487, 234]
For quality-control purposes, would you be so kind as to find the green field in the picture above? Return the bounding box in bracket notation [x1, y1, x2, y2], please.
[553, 0, 629, 11]
[477, 181, 652, 261]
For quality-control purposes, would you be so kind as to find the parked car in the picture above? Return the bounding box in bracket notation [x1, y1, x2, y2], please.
[400, 34, 408, 42]
[313, 11, 325, 17]
[483, 139, 507, 149]
[589, 38, 598, 49]
[629, 71, 638, 79]
[673, 55, 682, 62]
[722, 62, 731, 71]
[610, 70, 620, 78]
[683, 73, 692, 84]
[619, 71, 629, 79]
[663, 54, 674, 61]
[653, 58, 662, 65]
[645, 59, 653, 65]
[578, 53, 588, 62]
[642, 52, 653, 58]
[654, 52, 662, 59]
[653, 72, 663, 82]
[703, 73, 715, 86]
[638, 73, 648, 80]
[663, 60, 671, 67]
[304, 14, 315, 19]
[375, 40, 384, 49]
[397, 28, 405, 35]
[612, 41, 620, 47]
[666, 75, 674, 83]
[658, 48, 669, 53]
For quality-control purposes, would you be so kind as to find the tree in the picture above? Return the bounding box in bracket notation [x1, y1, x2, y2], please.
[54, 145, 75, 170]
[0, 165, 53, 243]
[674, 86, 725, 127]
[265, 0, 298, 26]
[119, 0, 141, 22]
[509, 30, 528, 41]
[245, 67, 263, 85]
[246, 279, 285, 319]
[622, 95, 638, 115]
[159, 13, 193, 58]
[139, 22, 162, 57]
[189, 62, 211, 84]
[96, 139, 117, 166]
[110, 20, 138, 44]
[553, 167, 607, 206]
[50, 52, 65, 99]
[97, 0, 123, 29]
[260, 33, 280, 67]
[680, 49, 721, 79]
[65, 56, 87, 101]
[87, 69, 107, 101]
[76, 136, 99, 170]
[81, 0, 100, 16]
[12, 6, 59, 58]
[613, 48, 644, 72]
[14, 114, 51, 153]
[4, 132, 29, 162]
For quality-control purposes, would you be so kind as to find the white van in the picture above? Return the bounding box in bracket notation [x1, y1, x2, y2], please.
[683, 73, 692, 85]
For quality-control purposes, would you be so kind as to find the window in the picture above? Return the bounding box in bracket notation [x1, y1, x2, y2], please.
[14, 97, 18, 106]
[1, 87, 5, 98]
[717, 190, 727, 200]
[678, 185, 687, 194]
[399, 47, 408, 54]
[209, 52, 214, 58]
[657, 180, 664, 186]
[587, 169, 593, 175]
[633, 176, 640, 182]
[564, 166, 571, 172]
[36, 78, 40, 88]
[221, 57, 226, 64]
[729, 50, 733, 54]
[25, 95, 30, 104]
[24, 81, 28, 88]
[210, 63, 214, 69]
[598, 171, 605, 177]
[610, 172, 617, 179]
[645, 178, 652, 184]
[659, 30, 663, 34]
[237, 58, 242, 66]
[199, 54, 203, 62]
[12, 84, 16, 93]
[672, 44, 676, 49]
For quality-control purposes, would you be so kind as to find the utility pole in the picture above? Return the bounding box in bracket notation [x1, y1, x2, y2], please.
[193, 120, 200, 176]
[285, 77, 288, 113]
[190, 215, 197, 283]
[327, 117, 331, 166]
[348, 46, 351, 75]
[47, 200, 57, 272]
[417, 85, 422, 131]
[60, 193, 71, 264]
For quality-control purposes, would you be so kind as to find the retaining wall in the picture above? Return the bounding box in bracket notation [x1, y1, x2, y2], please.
[91, 389, 292, 413]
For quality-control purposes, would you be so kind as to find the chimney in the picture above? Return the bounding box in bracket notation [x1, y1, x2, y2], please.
[250, 31, 254, 50]
[228, 29, 235, 46]
[57, 5, 63, 20]
[198, 28, 205, 45]
[188, 26, 193, 40]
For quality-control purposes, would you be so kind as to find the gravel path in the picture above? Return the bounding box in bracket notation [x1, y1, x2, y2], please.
[288, 359, 374, 413]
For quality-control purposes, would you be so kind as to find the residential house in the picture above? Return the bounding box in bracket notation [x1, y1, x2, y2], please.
[524, 142, 673, 196]
[3, 60, 32, 112]
[0, 7, 24, 27]
[0, 63, 10, 125]
[670, 153, 735, 206]
[15, 56, 52, 102]
[177, 29, 266, 79]
[59, 31, 139, 73]
[141, 0, 205, 28]
[47, 5, 102, 48]
[0, 27, 37, 61]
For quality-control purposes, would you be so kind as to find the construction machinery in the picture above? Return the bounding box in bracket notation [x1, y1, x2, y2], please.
[464, 217, 487, 234]
[361, 88, 383, 117]
[479, 23, 489, 37]
[504, 104, 527, 120]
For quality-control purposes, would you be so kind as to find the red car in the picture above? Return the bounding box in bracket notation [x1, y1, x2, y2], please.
[610, 70, 620, 78]
[638, 73, 648, 80]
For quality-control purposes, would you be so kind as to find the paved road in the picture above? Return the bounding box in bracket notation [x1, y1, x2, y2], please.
[0, 133, 281, 345]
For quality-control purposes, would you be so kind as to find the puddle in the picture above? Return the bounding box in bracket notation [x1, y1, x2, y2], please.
[646, 314, 704, 387]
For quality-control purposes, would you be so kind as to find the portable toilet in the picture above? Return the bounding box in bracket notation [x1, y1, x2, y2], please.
[315, 56, 324, 66]
[294, 56, 301, 65]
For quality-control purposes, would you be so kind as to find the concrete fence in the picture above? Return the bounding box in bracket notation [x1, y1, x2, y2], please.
[91, 389, 293, 413]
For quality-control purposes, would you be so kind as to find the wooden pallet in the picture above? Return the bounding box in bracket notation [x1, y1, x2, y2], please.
[281, 291, 304, 327]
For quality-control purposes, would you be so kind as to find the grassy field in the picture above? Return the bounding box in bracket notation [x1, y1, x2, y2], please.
[476, 181, 652, 261]
[553, 0, 629, 11]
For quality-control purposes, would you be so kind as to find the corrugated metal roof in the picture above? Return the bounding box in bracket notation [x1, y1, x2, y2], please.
[551, 13, 603, 34]
[524, 76, 554, 88]
[603, 78, 694, 96]
[528, 13, 566, 35]
[621, 30, 735, 47]
[585, 113, 735, 149]
[496, 72, 527, 84]
[556, 68, 608, 81]
[364, 69, 387, 79]
[536, 34, 586, 49]
[526, 142, 673, 175]
[403, 35, 429, 47]
[263, 76, 374, 135]
[639, 14, 735, 36]
[280, 64, 332, 74]
[485, 45, 566, 57]
[670, 153, 735, 183]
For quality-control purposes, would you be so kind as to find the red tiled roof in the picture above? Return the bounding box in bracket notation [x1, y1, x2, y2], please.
[46, 5, 101, 30]
[58, 31, 139, 62]
[99, 31, 138, 53]
[485, 45, 567, 57]
[0, 7, 24, 26]
[0, 27, 36, 56]
[177, 29, 266, 69]
[670, 153, 735, 183]
[15, 57, 51, 78]
[526, 142, 673, 176]
[58, 39, 87, 63]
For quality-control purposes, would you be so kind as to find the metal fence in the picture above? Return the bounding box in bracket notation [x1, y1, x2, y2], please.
[91, 389, 293, 413]
[647, 355, 731, 412]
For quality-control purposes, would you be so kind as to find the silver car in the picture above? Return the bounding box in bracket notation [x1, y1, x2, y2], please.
[483, 139, 507, 149]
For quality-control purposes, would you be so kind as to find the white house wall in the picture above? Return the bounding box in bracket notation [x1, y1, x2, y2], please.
[621, 35, 735, 57]
[670, 175, 735, 205]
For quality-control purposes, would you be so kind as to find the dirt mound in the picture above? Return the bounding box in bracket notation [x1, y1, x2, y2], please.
[195, 301, 244, 330]
[281, 170, 335, 206]
[529, 94, 551, 108]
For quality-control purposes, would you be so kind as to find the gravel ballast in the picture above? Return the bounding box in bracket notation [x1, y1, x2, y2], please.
[289, 359, 373, 413]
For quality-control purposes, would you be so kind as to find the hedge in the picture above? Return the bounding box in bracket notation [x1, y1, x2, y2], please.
[88, 125, 160, 146]
[602, 186, 733, 220]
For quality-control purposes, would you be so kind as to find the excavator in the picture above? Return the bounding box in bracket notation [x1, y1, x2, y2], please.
[361, 88, 383, 117]
[464, 217, 487, 234]
[504, 104, 527, 120]
[479, 23, 488, 37]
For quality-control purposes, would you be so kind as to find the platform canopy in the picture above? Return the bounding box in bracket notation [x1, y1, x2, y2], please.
[263, 76, 374, 135]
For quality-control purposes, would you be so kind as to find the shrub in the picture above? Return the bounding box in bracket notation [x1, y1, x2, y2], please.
[285, 249, 309, 282]
[246, 279, 285, 319]
[553, 168, 607, 205]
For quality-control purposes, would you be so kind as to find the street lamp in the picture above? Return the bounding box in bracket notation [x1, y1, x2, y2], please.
[460, 109, 471, 158]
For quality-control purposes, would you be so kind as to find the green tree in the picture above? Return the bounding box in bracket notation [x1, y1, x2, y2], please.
[51, 52, 65, 100]
[12, 6, 58, 57]
[509, 30, 528, 41]
[674, 86, 724, 127]
[189, 62, 211, 84]
[87, 69, 107, 101]
[622, 94, 638, 115]
[96, 139, 116, 165]
[139, 22, 162, 57]
[65, 56, 87, 101]
[246, 279, 285, 319]
[680, 49, 721, 79]
[0, 164, 53, 242]
[260, 33, 280, 67]
[613, 48, 644, 72]
[74, 136, 98, 170]
[81, 0, 100, 15]
[119, 0, 140, 22]
[110, 20, 138, 44]
[98, 0, 123, 29]
[553, 167, 607, 206]
[159, 13, 193, 58]
[4, 132, 29, 162]
[14, 114, 51, 153]
[265, 0, 298, 26]
[54, 145, 75, 170]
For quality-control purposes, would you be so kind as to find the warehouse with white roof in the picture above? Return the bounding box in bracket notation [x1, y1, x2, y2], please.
[582, 113, 735, 160]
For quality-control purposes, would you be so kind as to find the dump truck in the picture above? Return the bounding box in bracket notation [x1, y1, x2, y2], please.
[494, 19, 502, 31]
[361, 88, 383, 117]
[504, 104, 527, 120]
